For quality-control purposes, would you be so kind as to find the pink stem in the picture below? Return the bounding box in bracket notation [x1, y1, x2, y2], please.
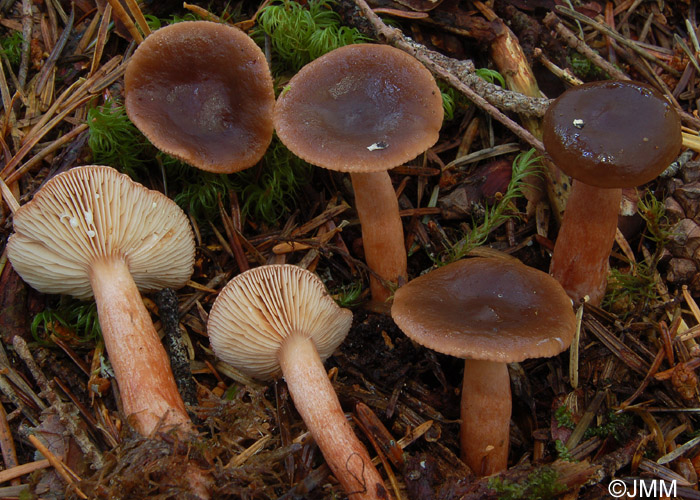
[278, 334, 388, 499]
[89, 257, 192, 437]
[351, 171, 407, 304]
[460, 359, 511, 475]
[550, 180, 621, 306]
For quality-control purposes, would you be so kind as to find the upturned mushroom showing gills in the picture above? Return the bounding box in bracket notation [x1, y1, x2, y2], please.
[207, 265, 388, 500]
[7, 166, 195, 437]
[391, 257, 576, 475]
[125, 20, 275, 174]
[274, 43, 444, 303]
[543, 80, 682, 305]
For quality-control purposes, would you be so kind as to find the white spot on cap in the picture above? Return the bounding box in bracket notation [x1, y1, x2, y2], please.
[573, 118, 584, 129]
[367, 141, 388, 151]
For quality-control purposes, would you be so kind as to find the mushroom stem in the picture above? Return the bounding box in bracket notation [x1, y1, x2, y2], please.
[89, 257, 193, 436]
[278, 333, 387, 500]
[549, 180, 621, 306]
[460, 359, 511, 475]
[351, 171, 407, 303]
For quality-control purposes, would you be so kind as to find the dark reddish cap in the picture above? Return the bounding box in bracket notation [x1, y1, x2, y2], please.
[391, 258, 576, 363]
[125, 21, 274, 174]
[274, 43, 444, 173]
[542, 80, 681, 188]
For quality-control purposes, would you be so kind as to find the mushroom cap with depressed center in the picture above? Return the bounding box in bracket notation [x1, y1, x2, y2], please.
[542, 80, 681, 188]
[7, 165, 195, 300]
[391, 258, 576, 363]
[274, 43, 444, 173]
[125, 21, 275, 174]
[207, 265, 353, 381]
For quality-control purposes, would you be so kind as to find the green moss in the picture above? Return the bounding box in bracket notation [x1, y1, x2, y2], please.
[488, 467, 566, 500]
[444, 148, 542, 262]
[475, 67, 505, 87]
[603, 260, 659, 313]
[252, 0, 369, 74]
[638, 191, 672, 247]
[554, 405, 576, 430]
[87, 99, 151, 176]
[32, 298, 101, 346]
[438, 80, 472, 121]
[230, 138, 313, 225]
[332, 280, 364, 308]
[0, 31, 23, 67]
[583, 410, 633, 442]
[170, 163, 235, 224]
[555, 440, 575, 462]
[167, 138, 311, 227]
[568, 51, 607, 80]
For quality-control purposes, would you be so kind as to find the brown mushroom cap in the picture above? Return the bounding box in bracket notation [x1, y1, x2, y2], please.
[7, 165, 195, 300]
[391, 258, 576, 363]
[542, 80, 681, 188]
[207, 265, 353, 381]
[125, 21, 275, 174]
[274, 43, 444, 173]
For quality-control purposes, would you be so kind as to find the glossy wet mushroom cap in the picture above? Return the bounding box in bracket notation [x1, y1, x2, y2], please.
[125, 21, 275, 174]
[391, 257, 576, 362]
[392, 257, 576, 475]
[542, 80, 681, 188]
[274, 43, 444, 173]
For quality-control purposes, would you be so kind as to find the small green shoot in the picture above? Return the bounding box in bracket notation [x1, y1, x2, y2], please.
[332, 281, 364, 308]
[444, 148, 541, 262]
[475, 67, 506, 87]
[438, 80, 471, 122]
[637, 191, 672, 247]
[253, 0, 369, 73]
[487, 466, 566, 500]
[32, 298, 101, 346]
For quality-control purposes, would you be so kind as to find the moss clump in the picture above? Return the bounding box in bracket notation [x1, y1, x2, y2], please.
[0, 31, 23, 67]
[253, 0, 369, 73]
[32, 297, 101, 346]
[488, 466, 566, 500]
[87, 99, 150, 176]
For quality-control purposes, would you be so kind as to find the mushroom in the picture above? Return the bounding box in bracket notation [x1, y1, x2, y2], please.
[207, 264, 388, 499]
[543, 80, 681, 305]
[391, 257, 576, 475]
[7, 166, 195, 436]
[274, 43, 444, 303]
[125, 20, 275, 174]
